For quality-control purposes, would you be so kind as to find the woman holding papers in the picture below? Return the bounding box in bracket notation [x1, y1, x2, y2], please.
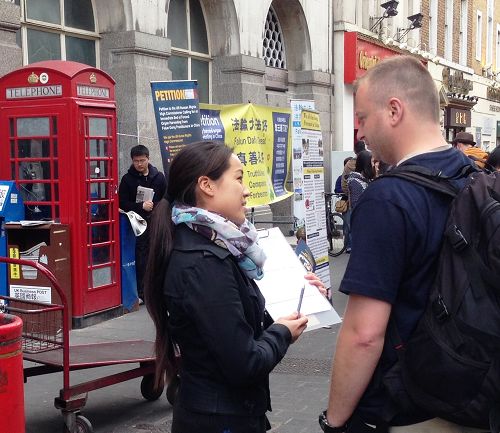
[144, 141, 310, 433]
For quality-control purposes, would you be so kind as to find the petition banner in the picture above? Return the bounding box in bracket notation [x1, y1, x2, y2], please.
[300, 109, 330, 289]
[150, 80, 201, 175]
[200, 103, 293, 207]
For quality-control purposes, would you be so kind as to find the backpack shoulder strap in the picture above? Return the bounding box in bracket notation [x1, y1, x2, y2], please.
[376, 164, 476, 198]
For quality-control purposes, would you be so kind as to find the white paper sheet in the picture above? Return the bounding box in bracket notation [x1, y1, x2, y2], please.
[256, 227, 341, 331]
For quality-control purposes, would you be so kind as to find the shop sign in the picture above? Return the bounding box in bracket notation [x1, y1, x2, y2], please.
[76, 85, 110, 99]
[490, 104, 500, 112]
[344, 32, 400, 83]
[6, 85, 62, 99]
[486, 86, 500, 103]
[442, 67, 473, 94]
[446, 107, 471, 127]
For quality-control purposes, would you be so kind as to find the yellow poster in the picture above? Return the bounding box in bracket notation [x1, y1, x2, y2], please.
[200, 103, 293, 207]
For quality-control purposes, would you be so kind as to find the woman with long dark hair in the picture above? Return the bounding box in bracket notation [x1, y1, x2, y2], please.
[144, 141, 310, 433]
[347, 150, 375, 210]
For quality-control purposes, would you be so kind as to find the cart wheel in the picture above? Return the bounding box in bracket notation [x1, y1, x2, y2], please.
[166, 375, 180, 406]
[75, 415, 93, 433]
[141, 374, 164, 401]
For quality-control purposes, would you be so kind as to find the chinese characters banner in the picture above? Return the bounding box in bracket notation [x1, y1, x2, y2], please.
[150, 80, 202, 175]
[200, 103, 293, 207]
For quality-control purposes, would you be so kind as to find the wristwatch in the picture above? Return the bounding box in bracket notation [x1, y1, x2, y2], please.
[318, 411, 348, 433]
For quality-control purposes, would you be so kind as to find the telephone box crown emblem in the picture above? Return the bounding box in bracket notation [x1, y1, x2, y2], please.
[89, 73, 97, 84]
[28, 72, 39, 84]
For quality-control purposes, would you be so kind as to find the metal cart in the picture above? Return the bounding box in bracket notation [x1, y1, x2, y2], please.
[0, 257, 174, 433]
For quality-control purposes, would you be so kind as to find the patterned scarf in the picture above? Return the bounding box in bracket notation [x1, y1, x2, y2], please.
[171, 204, 266, 280]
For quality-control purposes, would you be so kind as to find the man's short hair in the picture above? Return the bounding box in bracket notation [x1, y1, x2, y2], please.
[131, 144, 149, 159]
[354, 140, 366, 155]
[354, 56, 440, 123]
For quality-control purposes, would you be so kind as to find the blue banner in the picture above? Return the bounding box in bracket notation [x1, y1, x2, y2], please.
[271, 112, 290, 197]
[150, 80, 201, 175]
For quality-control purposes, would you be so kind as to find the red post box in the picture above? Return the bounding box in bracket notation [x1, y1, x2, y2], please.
[0, 61, 121, 327]
[0, 313, 25, 433]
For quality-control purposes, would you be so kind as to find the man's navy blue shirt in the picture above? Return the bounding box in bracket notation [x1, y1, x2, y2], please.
[340, 147, 473, 423]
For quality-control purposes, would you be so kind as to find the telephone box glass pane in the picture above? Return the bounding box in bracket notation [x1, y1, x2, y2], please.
[66, 36, 96, 67]
[27, 29, 61, 63]
[64, 0, 95, 31]
[89, 139, 108, 157]
[91, 246, 110, 265]
[17, 118, 50, 137]
[90, 182, 108, 200]
[91, 267, 112, 288]
[89, 118, 108, 137]
[18, 139, 51, 158]
[26, 0, 61, 24]
[89, 160, 108, 179]
[90, 203, 109, 222]
[91, 224, 110, 243]
[10, 119, 14, 136]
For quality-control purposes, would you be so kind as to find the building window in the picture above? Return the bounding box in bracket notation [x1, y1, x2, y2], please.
[444, 0, 453, 61]
[476, 11, 483, 61]
[496, 24, 500, 71]
[459, 0, 468, 65]
[429, 0, 438, 55]
[262, 6, 286, 69]
[486, 0, 494, 66]
[20, 0, 98, 66]
[167, 0, 211, 104]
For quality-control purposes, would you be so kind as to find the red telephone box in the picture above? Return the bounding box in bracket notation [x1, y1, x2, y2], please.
[0, 61, 121, 327]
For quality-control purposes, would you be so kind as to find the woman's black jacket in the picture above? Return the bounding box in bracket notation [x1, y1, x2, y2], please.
[163, 224, 292, 416]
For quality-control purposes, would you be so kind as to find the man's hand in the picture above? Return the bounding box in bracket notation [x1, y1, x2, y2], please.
[142, 200, 154, 212]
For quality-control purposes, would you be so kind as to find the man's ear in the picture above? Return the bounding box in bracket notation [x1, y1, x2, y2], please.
[388, 97, 403, 125]
[197, 175, 215, 197]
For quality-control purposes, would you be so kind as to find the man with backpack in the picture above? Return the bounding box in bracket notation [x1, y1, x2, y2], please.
[319, 56, 496, 433]
[452, 131, 489, 169]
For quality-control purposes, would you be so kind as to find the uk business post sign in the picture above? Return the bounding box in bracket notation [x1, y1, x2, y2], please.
[150, 80, 201, 175]
[200, 103, 293, 207]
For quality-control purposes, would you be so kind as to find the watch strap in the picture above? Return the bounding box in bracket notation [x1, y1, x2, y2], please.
[318, 411, 348, 433]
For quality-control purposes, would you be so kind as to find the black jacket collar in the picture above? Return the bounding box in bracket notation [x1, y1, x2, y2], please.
[174, 223, 232, 260]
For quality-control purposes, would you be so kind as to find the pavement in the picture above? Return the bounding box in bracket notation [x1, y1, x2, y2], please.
[23, 252, 351, 433]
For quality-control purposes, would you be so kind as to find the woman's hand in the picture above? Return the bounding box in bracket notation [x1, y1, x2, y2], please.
[276, 313, 308, 343]
[305, 272, 328, 298]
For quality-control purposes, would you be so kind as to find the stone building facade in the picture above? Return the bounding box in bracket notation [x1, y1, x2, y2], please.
[0, 0, 334, 190]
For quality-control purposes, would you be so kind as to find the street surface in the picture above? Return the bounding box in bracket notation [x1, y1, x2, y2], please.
[24, 253, 350, 433]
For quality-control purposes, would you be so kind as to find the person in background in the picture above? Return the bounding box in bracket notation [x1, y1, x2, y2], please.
[341, 141, 366, 194]
[144, 141, 326, 433]
[347, 150, 375, 210]
[452, 132, 489, 169]
[119, 144, 167, 303]
[485, 146, 500, 172]
[335, 157, 353, 194]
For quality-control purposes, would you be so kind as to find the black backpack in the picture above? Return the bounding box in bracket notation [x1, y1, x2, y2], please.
[381, 165, 500, 431]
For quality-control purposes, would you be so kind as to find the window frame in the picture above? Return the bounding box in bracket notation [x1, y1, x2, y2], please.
[168, 0, 212, 103]
[19, 0, 100, 67]
[476, 10, 483, 62]
[459, 0, 468, 66]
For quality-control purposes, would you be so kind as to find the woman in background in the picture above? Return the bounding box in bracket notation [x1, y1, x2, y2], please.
[347, 150, 375, 210]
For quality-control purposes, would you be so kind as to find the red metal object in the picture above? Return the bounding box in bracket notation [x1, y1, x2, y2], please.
[0, 61, 121, 324]
[0, 312, 25, 433]
[0, 257, 172, 433]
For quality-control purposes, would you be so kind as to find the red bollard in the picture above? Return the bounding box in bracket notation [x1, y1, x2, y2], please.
[0, 313, 25, 433]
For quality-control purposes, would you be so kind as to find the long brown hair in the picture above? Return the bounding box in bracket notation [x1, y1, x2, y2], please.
[144, 141, 233, 387]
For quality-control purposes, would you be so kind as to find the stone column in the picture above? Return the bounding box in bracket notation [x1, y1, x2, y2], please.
[99, 30, 171, 176]
[212, 54, 266, 105]
[0, 1, 22, 77]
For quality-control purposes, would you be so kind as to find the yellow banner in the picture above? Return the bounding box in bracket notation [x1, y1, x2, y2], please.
[200, 103, 293, 207]
[301, 110, 321, 131]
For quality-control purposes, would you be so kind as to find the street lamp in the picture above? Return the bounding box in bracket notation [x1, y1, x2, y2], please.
[370, 1, 399, 32]
[396, 13, 424, 42]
